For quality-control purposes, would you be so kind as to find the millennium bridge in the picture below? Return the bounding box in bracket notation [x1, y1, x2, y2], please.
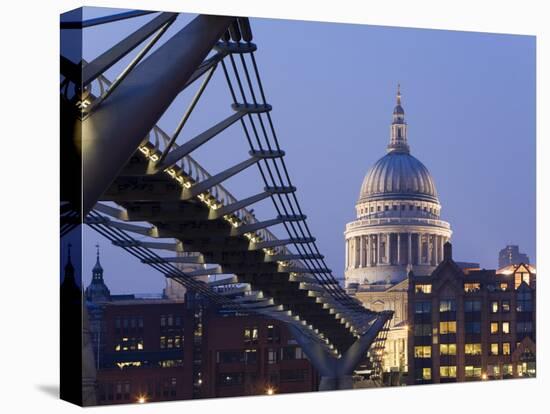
[60, 10, 392, 400]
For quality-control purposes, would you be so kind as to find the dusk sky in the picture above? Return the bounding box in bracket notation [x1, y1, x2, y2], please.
[63, 8, 536, 294]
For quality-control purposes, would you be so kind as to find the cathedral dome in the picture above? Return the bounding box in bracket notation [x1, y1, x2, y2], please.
[359, 151, 439, 203]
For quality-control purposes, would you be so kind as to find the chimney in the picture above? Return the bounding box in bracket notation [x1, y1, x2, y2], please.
[443, 242, 452, 261]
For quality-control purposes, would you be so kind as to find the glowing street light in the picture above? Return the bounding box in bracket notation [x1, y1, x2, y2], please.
[136, 394, 147, 404]
[266, 387, 275, 395]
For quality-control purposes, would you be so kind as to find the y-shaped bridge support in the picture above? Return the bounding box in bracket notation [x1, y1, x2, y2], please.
[289, 312, 391, 390]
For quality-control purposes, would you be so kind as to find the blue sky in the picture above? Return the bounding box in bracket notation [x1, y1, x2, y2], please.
[62, 8, 536, 293]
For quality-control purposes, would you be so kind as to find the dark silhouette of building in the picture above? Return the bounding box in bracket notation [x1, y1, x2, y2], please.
[498, 245, 530, 269]
[407, 243, 536, 385]
[85, 244, 111, 302]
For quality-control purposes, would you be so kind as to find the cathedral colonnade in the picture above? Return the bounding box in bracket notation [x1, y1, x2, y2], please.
[345, 230, 450, 269]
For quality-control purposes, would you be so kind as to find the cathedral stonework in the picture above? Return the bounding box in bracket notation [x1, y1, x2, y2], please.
[344, 86, 452, 287]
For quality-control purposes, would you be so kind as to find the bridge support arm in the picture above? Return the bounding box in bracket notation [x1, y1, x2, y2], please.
[288, 312, 392, 391]
[81, 15, 234, 216]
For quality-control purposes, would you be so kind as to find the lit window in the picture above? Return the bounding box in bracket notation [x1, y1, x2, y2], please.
[502, 322, 510, 334]
[500, 283, 508, 291]
[491, 301, 499, 313]
[439, 321, 457, 334]
[501, 300, 510, 312]
[514, 271, 530, 289]
[440, 300, 456, 312]
[422, 368, 431, 380]
[465, 343, 482, 355]
[415, 284, 432, 294]
[440, 366, 457, 378]
[503, 342, 511, 355]
[414, 346, 432, 358]
[490, 322, 499, 334]
[502, 364, 513, 376]
[440, 343, 457, 355]
[488, 364, 500, 377]
[490, 343, 499, 356]
[464, 283, 481, 292]
[465, 366, 482, 378]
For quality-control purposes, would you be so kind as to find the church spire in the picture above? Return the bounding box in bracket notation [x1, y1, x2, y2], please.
[92, 243, 104, 281]
[387, 83, 409, 153]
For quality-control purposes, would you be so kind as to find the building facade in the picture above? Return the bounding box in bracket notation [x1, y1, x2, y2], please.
[408, 243, 536, 385]
[345, 86, 452, 377]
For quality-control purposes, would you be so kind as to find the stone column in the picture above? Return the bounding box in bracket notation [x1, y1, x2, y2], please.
[386, 233, 390, 265]
[360, 236, 365, 267]
[397, 233, 402, 265]
[428, 234, 434, 265]
[365, 235, 372, 267]
[417, 233, 422, 265]
[354, 236, 361, 269]
[345, 239, 349, 269]
[436, 235, 441, 264]
[377, 233, 382, 265]
[407, 232, 412, 265]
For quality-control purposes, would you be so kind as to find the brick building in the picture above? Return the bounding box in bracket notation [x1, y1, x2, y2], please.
[86, 295, 317, 404]
[407, 243, 536, 385]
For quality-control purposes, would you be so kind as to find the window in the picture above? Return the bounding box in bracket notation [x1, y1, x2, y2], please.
[465, 366, 482, 378]
[491, 301, 499, 313]
[267, 348, 278, 364]
[517, 321, 533, 333]
[490, 343, 499, 356]
[440, 366, 457, 378]
[490, 322, 499, 334]
[244, 327, 258, 345]
[414, 346, 432, 358]
[440, 343, 457, 355]
[422, 368, 431, 380]
[439, 321, 457, 334]
[464, 283, 481, 292]
[514, 271, 530, 289]
[501, 300, 511, 312]
[115, 337, 144, 352]
[267, 324, 281, 344]
[503, 342, 511, 355]
[245, 349, 257, 364]
[280, 369, 307, 383]
[464, 300, 481, 312]
[502, 322, 510, 334]
[415, 301, 432, 314]
[502, 364, 513, 377]
[465, 321, 481, 334]
[217, 351, 245, 364]
[440, 299, 456, 312]
[415, 284, 432, 294]
[465, 343, 482, 355]
[500, 283, 508, 291]
[488, 364, 500, 378]
[218, 373, 243, 386]
[517, 290, 533, 312]
[414, 324, 432, 337]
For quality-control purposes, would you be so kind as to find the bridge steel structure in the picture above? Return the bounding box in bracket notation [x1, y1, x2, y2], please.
[60, 10, 393, 395]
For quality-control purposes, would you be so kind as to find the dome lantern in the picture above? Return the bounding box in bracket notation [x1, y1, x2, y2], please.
[388, 83, 409, 154]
